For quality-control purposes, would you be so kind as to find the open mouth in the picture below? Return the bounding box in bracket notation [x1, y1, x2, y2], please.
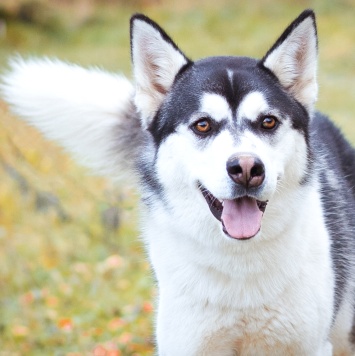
[199, 184, 267, 240]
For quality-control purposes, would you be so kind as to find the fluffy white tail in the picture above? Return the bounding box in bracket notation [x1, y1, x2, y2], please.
[1, 57, 143, 179]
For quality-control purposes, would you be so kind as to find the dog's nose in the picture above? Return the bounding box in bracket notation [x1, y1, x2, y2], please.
[226, 154, 265, 188]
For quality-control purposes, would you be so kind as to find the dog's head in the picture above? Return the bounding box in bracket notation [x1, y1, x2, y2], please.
[131, 11, 318, 241]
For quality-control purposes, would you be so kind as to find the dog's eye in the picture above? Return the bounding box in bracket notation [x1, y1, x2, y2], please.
[261, 116, 278, 130]
[192, 118, 212, 134]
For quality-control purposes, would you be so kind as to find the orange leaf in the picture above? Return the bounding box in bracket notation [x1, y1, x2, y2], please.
[107, 350, 121, 356]
[58, 318, 74, 332]
[20, 292, 34, 305]
[142, 301, 153, 313]
[108, 318, 125, 331]
[93, 345, 107, 356]
[118, 332, 132, 344]
[11, 325, 29, 337]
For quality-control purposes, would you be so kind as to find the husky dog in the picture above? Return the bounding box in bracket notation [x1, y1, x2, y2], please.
[2, 9, 355, 355]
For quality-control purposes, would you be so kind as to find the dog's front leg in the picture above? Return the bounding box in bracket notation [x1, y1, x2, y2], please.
[155, 293, 237, 356]
[316, 341, 332, 356]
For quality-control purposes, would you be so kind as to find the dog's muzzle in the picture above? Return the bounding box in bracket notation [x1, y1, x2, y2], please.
[199, 153, 268, 240]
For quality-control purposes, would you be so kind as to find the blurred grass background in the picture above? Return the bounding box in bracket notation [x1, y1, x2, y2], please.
[0, 0, 354, 354]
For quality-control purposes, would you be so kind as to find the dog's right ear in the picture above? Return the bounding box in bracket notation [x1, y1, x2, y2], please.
[130, 14, 191, 129]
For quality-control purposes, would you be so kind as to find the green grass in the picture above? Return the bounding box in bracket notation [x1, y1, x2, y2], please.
[0, 0, 354, 354]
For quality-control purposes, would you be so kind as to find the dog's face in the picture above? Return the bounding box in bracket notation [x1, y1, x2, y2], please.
[130, 11, 318, 241]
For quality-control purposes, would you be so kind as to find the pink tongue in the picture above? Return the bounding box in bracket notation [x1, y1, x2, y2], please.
[221, 197, 263, 239]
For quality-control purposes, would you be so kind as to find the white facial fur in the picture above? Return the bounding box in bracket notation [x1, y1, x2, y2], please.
[199, 92, 232, 122]
[237, 91, 269, 122]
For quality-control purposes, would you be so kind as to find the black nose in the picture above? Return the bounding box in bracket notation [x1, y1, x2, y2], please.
[226, 154, 265, 188]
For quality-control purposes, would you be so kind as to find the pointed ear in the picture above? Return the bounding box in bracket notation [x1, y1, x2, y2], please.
[261, 10, 318, 113]
[130, 14, 191, 128]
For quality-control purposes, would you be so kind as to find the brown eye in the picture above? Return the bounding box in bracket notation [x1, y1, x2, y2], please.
[193, 118, 212, 134]
[261, 116, 278, 130]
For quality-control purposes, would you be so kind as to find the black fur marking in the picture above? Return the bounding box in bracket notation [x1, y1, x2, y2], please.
[312, 113, 355, 315]
[139, 160, 164, 207]
[135, 136, 165, 207]
[149, 56, 311, 147]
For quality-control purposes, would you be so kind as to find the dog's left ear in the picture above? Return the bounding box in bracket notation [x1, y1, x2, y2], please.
[130, 14, 191, 128]
[261, 10, 318, 113]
